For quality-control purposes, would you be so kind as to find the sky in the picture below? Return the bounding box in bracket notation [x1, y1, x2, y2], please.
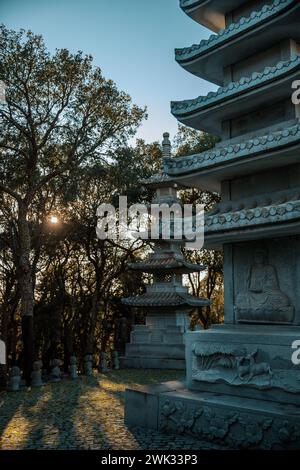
[0, 0, 216, 143]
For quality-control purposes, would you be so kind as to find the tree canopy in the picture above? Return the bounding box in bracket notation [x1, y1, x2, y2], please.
[0, 26, 224, 386]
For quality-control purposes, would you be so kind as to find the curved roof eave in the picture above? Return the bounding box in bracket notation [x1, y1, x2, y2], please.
[171, 56, 300, 134]
[180, 0, 250, 32]
[176, 0, 300, 85]
[163, 122, 300, 191]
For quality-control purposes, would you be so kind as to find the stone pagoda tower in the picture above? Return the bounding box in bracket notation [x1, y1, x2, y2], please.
[122, 133, 210, 369]
[125, 1, 300, 448]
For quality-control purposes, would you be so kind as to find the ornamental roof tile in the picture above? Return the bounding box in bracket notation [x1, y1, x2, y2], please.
[140, 171, 188, 190]
[176, 0, 293, 64]
[128, 256, 205, 273]
[140, 172, 174, 186]
[205, 191, 300, 233]
[122, 291, 211, 308]
[171, 55, 300, 116]
[164, 122, 300, 175]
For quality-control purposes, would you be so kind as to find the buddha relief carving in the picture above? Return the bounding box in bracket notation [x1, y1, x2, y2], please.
[235, 248, 294, 324]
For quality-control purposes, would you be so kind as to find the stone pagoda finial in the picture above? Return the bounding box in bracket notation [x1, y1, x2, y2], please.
[162, 132, 171, 158]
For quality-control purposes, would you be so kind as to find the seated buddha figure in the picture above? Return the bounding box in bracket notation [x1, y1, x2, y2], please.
[235, 249, 294, 324]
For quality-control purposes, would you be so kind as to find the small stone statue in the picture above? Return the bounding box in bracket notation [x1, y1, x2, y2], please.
[69, 356, 78, 379]
[99, 352, 108, 373]
[8, 366, 21, 391]
[50, 359, 61, 382]
[31, 360, 43, 387]
[84, 354, 93, 376]
[112, 351, 120, 370]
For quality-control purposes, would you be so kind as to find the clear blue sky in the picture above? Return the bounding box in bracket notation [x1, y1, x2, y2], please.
[0, 0, 216, 143]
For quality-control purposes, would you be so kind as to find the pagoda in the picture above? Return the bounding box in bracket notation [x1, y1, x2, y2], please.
[122, 133, 210, 369]
[125, 0, 300, 448]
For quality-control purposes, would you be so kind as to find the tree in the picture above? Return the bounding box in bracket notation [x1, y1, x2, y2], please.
[187, 249, 223, 328]
[174, 124, 219, 156]
[0, 26, 145, 384]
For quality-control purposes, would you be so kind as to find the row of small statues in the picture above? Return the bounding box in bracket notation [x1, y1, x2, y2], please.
[7, 351, 120, 391]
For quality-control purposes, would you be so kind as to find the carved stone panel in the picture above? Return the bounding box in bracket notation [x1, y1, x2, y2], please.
[231, 237, 300, 325]
[190, 342, 300, 394]
[159, 396, 300, 450]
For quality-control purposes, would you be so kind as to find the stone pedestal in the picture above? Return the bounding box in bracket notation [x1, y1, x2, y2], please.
[158, 389, 300, 449]
[123, 312, 188, 369]
[125, 324, 300, 449]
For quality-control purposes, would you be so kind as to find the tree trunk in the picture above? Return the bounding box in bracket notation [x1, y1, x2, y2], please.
[0, 286, 19, 387]
[18, 204, 34, 386]
[85, 292, 100, 355]
[0, 306, 8, 389]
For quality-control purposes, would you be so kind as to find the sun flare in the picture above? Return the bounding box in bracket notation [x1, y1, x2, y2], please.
[50, 215, 59, 224]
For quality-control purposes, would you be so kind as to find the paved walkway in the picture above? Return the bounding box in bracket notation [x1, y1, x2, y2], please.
[0, 370, 212, 450]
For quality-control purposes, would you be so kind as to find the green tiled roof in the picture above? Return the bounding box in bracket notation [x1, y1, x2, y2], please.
[122, 291, 211, 308]
[164, 122, 300, 175]
[205, 193, 300, 234]
[171, 55, 300, 116]
[176, 0, 294, 64]
[128, 256, 205, 273]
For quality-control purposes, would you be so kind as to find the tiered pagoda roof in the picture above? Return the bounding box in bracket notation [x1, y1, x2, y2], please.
[176, 0, 300, 84]
[163, 121, 300, 191]
[204, 188, 300, 248]
[140, 171, 187, 190]
[122, 133, 210, 310]
[180, 0, 251, 31]
[128, 251, 205, 274]
[167, 0, 300, 249]
[171, 55, 300, 133]
[122, 290, 210, 308]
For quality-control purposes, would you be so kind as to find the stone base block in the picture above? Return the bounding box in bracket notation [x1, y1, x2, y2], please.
[126, 342, 185, 358]
[122, 355, 186, 369]
[125, 383, 300, 449]
[158, 390, 300, 449]
[123, 342, 186, 369]
[124, 381, 185, 429]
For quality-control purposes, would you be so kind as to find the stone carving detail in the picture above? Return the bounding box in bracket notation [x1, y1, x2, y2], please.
[191, 343, 300, 393]
[159, 398, 300, 449]
[235, 249, 294, 324]
[192, 344, 274, 389]
[237, 354, 272, 382]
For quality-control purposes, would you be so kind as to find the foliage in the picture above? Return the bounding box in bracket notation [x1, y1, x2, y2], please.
[0, 26, 147, 379]
[0, 27, 224, 382]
